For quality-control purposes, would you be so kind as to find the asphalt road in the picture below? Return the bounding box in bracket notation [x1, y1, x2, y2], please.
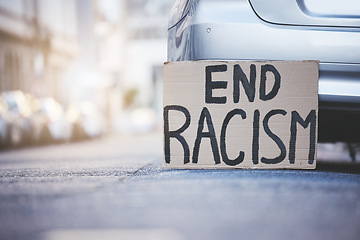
[0, 132, 359, 240]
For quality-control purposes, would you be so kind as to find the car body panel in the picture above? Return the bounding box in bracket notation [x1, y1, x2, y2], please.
[167, 0, 360, 104]
[167, 0, 360, 141]
[249, 0, 360, 28]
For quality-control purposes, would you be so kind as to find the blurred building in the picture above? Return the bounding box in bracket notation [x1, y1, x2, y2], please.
[122, 0, 174, 116]
[0, 0, 78, 103]
[0, 0, 124, 129]
[0, 0, 176, 132]
[68, 0, 124, 130]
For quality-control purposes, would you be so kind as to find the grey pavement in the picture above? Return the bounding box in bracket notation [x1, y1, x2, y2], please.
[0, 132, 360, 240]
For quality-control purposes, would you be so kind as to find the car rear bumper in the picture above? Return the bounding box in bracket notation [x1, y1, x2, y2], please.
[319, 95, 360, 112]
[168, 0, 360, 141]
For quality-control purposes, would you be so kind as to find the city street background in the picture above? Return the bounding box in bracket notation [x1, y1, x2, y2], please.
[1, 0, 172, 148]
[0, 1, 360, 240]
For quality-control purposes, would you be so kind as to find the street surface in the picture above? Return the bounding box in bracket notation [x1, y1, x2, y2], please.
[0, 132, 360, 240]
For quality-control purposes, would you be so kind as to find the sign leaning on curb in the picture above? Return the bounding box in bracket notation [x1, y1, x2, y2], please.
[163, 61, 319, 169]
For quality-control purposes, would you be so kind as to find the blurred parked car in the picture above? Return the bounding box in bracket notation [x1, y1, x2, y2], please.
[67, 102, 105, 140]
[1, 91, 33, 147]
[168, 0, 360, 141]
[38, 97, 73, 143]
[77, 101, 105, 138]
[0, 97, 10, 148]
[25, 94, 46, 145]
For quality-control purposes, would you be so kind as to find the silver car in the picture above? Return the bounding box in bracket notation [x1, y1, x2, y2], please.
[167, 0, 360, 142]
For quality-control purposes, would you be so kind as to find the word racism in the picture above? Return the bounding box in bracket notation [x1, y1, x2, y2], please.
[163, 61, 318, 169]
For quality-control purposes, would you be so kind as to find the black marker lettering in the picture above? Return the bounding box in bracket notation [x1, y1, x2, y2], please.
[193, 107, 220, 164]
[260, 64, 281, 101]
[252, 109, 260, 164]
[205, 65, 228, 104]
[261, 109, 287, 164]
[233, 64, 256, 103]
[163, 105, 191, 164]
[220, 109, 247, 166]
[289, 110, 317, 164]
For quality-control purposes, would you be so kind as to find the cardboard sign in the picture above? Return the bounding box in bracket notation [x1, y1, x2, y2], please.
[163, 61, 318, 169]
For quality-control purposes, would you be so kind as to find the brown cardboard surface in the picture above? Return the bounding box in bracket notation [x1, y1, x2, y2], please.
[163, 61, 319, 169]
